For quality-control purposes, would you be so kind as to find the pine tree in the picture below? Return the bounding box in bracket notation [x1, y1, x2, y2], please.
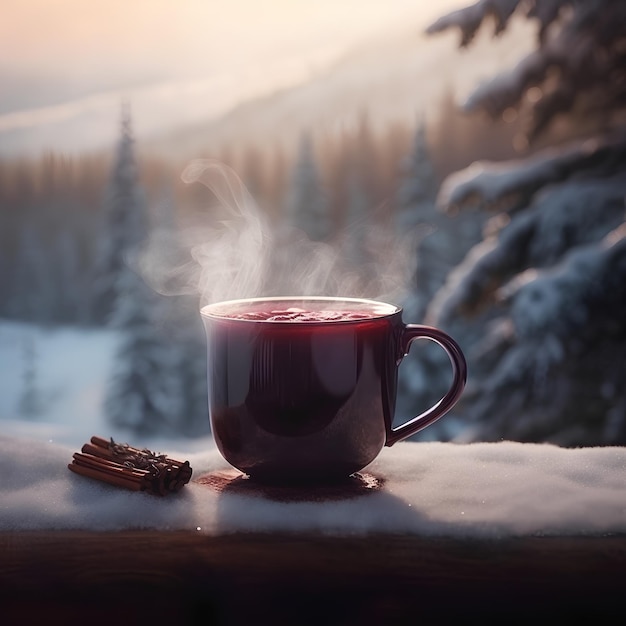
[285, 133, 331, 241]
[144, 185, 209, 437]
[424, 0, 626, 445]
[105, 265, 181, 435]
[353, 111, 382, 208]
[395, 122, 437, 232]
[102, 104, 182, 436]
[94, 101, 147, 324]
[166, 295, 209, 437]
[395, 121, 440, 322]
[341, 171, 370, 268]
[393, 121, 476, 433]
[396, 121, 485, 321]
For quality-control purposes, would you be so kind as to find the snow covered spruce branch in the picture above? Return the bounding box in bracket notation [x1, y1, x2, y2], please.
[438, 134, 626, 214]
[418, 0, 626, 445]
[430, 139, 626, 324]
[427, 0, 626, 142]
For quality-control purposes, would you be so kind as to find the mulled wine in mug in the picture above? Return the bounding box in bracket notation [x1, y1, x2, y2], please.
[201, 296, 466, 484]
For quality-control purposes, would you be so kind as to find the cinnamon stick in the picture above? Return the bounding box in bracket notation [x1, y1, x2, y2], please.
[69, 435, 193, 496]
[90, 435, 188, 467]
[80, 442, 115, 460]
[72, 452, 149, 479]
[68, 463, 143, 491]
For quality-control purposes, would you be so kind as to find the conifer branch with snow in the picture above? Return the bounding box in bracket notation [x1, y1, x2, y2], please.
[423, 0, 626, 445]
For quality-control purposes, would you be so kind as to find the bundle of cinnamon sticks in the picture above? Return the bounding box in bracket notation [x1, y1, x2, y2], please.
[68, 436, 192, 496]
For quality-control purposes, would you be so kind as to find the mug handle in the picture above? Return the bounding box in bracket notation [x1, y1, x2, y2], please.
[386, 325, 467, 446]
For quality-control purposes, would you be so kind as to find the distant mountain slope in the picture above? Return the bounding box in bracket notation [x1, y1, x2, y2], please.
[0, 18, 533, 160]
[144, 21, 533, 161]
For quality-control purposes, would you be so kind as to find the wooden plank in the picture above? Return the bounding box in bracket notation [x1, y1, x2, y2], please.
[1, 531, 625, 624]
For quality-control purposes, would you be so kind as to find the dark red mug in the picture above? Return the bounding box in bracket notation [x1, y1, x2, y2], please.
[201, 296, 466, 484]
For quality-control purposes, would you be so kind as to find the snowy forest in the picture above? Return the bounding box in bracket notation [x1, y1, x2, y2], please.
[1, 0, 625, 447]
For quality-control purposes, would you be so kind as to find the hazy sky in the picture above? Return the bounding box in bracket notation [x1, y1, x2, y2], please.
[0, 0, 469, 155]
[2, 1, 465, 101]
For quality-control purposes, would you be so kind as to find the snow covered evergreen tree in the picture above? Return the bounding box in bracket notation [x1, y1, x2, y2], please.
[105, 262, 182, 436]
[285, 133, 331, 241]
[396, 123, 442, 318]
[424, 0, 626, 445]
[94, 101, 147, 324]
[395, 122, 438, 235]
[140, 186, 209, 437]
[102, 104, 183, 436]
[393, 121, 482, 434]
[341, 171, 370, 267]
[164, 294, 208, 437]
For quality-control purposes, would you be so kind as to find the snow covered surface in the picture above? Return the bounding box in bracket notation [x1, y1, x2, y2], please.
[1, 431, 625, 538]
[0, 319, 118, 439]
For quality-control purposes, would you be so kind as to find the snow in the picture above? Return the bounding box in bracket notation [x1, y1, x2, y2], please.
[430, 174, 626, 328]
[2, 318, 625, 539]
[0, 319, 120, 443]
[436, 136, 621, 213]
[1, 432, 625, 538]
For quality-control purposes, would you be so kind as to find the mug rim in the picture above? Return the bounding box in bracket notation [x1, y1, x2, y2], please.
[201, 295, 401, 323]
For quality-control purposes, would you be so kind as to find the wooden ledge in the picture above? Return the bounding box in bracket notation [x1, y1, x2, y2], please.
[1, 531, 625, 624]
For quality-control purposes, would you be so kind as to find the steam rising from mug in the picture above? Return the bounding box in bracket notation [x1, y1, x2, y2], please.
[136, 159, 415, 306]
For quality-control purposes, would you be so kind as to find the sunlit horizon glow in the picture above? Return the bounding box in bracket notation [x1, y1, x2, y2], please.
[0, 1, 465, 118]
[2, 1, 463, 77]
